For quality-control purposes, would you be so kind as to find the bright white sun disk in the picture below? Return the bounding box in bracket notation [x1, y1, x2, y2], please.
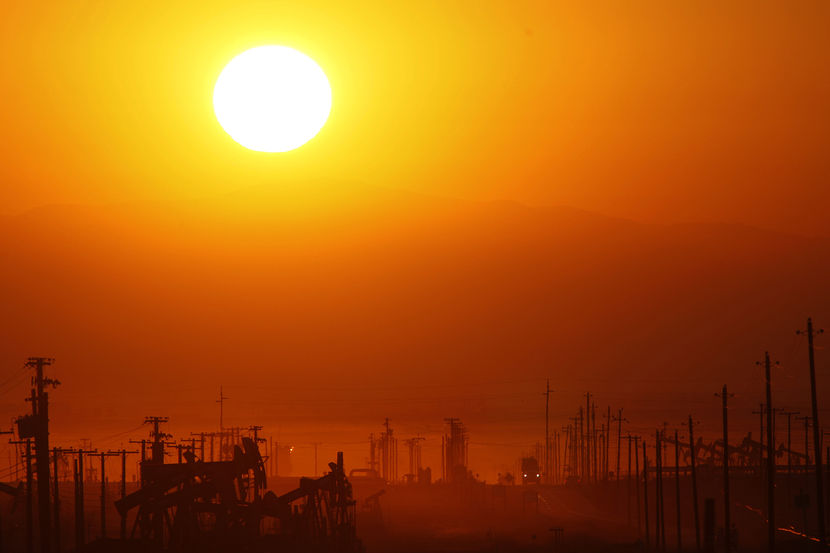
[213, 46, 331, 152]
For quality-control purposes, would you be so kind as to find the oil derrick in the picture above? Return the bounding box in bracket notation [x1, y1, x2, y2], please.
[15, 357, 60, 553]
[368, 433, 378, 475]
[442, 418, 468, 483]
[403, 437, 425, 483]
[371, 419, 397, 483]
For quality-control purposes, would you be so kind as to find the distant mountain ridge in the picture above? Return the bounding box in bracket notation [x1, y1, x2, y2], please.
[1, 182, 829, 434]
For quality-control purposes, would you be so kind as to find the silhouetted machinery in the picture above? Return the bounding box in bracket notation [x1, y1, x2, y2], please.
[115, 437, 361, 552]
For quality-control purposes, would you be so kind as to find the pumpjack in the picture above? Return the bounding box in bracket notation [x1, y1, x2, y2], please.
[115, 437, 361, 552]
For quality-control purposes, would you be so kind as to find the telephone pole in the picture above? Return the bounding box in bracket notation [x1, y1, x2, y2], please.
[585, 393, 591, 482]
[781, 410, 798, 476]
[108, 449, 138, 539]
[10, 440, 34, 553]
[605, 406, 612, 481]
[643, 440, 650, 549]
[87, 451, 119, 539]
[217, 386, 229, 430]
[144, 416, 170, 464]
[688, 416, 701, 552]
[613, 409, 627, 484]
[24, 357, 59, 553]
[797, 317, 825, 545]
[544, 379, 551, 484]
[715, 385, 734, 553]
[674, 429, 682, 552]
[757, 352, 775, 553]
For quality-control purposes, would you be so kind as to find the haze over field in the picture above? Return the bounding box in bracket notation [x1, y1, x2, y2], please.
[2, 184, 828, 478]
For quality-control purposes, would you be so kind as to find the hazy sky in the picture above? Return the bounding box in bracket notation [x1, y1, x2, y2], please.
[2, 1, 830, 480]
[2, 1, 829, 234]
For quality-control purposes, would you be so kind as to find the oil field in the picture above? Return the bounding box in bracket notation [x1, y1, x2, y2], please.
[1, 318, 829, 553]
[3, 1, 830, 553]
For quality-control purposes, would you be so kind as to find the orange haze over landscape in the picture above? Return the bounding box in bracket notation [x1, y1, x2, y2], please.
[2, 1, 830, 480]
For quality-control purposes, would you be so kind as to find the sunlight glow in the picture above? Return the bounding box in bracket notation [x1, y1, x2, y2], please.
[213, 46, 332, 152]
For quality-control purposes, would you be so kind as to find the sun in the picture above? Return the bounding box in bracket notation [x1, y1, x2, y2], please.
[213, 46, 332, 153]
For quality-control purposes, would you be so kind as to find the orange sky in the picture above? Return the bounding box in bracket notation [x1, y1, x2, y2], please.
[2, 1, 829, 233]
[2, 2, 830, 480]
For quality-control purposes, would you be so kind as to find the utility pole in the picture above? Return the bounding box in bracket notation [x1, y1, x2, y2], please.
[797, 317, 825, 545]
[634, 435, 642, 538]
[108, 449, 137, 540]
[75, 449, 88, 549]
[675, 429, 682, 553]
[797, 415, 811, 466]
[87, 451, 118, 539]
[782, 411, 799, 477]
[144, 416, 170, 464]
[626, 434, 633, 526]
[613, 409, 626, 485]
[585, 394, 591, 482]
[190, 432, 207, 461]
[23, 357, 59, 553]
[52, 448, 61, 553]
[643, 441, 650, 550]
[605, 406, 612, 481]
[688, 416, 701, 553]
[52, 447, 80, 553]
[657, 430, 666, 552]
[591, 403, 601, 482]
[715, 385, 734, 553]
[757, 352, 776, 553]
[11, 440, 34, 553]
[217, 386, 229, 431]
[544, 379, 551, 484]
[578, 408, 585, 481]
[753, 403, 765, 465]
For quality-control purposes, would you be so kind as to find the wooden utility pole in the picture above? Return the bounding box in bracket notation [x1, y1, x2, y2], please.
[17, 440, 34, 553]
[797, 317, 825, 545]
[144, 416, 170, 464]
[782, 411, 799, 477]
[87, 451, 117, 539]
[753, 403, 765, 464]
[626, 434, 634, 526]
[675, 429, 682, 552]
[217, 386, 229, 431]
[23, 357, 59, 553]
[758, 352, 775, 553]
[657, 430, 666, 552]
[73, 450, 88, 550]
[606, 406, 612, 481]
[591, 403, 602, 482]
[688, 416, 701, 552]
[643, 441, 650, 549]
[614, 409, 626, 484]
[108, 449, 137, 540]
[544, 380, 551, 483]
[634, 435, 642, 537]
[52, 447, 79, 553]
[716, 385, 733, 553]
[585, 394, 591, 482]
[190, 432, 207, 461]
[52, 448, 61, 553]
